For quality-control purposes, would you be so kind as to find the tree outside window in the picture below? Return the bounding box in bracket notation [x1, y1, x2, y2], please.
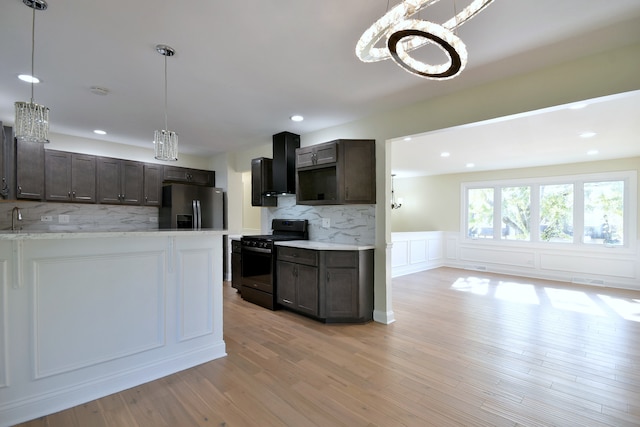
[468, 188, 494, 239]
[584, 181, 624, 245]
[501, 186, 531, 240]
[540, 184, 573, 243]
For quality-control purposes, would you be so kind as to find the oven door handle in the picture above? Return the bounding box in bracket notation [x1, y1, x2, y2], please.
[242, 247, 272, 254]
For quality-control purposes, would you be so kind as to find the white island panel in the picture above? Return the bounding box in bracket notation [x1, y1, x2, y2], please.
[33, 250, 165, 378]
[0, 231, 227, 427]
[178, 247, 215, 341]
[0, 256, 7, 390]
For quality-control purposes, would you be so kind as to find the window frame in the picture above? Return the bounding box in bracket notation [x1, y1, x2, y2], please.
[460, 171, 637, 252]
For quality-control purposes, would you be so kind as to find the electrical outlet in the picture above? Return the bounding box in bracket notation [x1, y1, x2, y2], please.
[58, 214, 70, 224]
[40, 215, 53, 222]
[322, 218, 330, 228]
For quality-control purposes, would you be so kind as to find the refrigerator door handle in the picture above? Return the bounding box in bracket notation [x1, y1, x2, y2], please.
[192, 200, 198, 229]
[196, 200, 202, 229]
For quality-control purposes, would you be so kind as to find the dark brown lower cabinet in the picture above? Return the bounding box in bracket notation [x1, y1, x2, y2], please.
[276, 246, 373, 323]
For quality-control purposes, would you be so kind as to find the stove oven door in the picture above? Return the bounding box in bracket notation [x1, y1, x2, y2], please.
[241, 245, 276, 309]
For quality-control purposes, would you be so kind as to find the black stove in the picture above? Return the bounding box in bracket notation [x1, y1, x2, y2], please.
[240, 219, 308, 309]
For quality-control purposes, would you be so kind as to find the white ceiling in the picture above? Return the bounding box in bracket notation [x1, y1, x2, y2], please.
[391, 90, 640, 177]
[1, 0, 640, 168]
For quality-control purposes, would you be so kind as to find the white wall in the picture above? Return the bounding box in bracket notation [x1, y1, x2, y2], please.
[47, 132, 211, 170]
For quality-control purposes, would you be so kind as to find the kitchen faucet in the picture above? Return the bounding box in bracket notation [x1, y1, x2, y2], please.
[11, 206, 22, 231]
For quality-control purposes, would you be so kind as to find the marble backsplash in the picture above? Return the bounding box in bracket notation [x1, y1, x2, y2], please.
[0, 201, 159, 232]
[267, 195, 375, 245]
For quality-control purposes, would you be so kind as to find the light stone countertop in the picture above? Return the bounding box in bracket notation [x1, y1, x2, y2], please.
[0, 229, 229, 240]
[275, 240, 375, 251]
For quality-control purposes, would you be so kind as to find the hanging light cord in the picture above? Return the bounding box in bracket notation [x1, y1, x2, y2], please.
[30, 4, 36, 103]
[163, 53, 168, 132]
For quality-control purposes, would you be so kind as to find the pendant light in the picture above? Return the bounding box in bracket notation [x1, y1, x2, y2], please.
[154, 44, 178, 161]
[391, 174, 403, 209]
[14, 0, 50, 143]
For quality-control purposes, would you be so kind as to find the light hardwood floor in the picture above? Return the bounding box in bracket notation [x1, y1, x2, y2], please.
[16, 267, 640, 426]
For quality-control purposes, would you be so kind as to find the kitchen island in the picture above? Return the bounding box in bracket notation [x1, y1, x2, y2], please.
[0, 230, 227, 427]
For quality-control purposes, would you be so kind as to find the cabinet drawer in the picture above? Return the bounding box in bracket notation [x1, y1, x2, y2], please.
[277, 246, 318, 266]
[325, 251, 358, 268]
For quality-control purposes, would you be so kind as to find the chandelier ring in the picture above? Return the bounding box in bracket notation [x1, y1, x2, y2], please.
[387, 20, 466, 79]
[356, 0, 493, 63]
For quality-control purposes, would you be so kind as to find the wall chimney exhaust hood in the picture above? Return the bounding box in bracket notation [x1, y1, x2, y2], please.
[270, 131, 300, 195]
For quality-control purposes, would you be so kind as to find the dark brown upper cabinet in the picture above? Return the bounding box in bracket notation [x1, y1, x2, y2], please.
[16, 139, 45, 200]
[163, 166, 214, 186]
[296, 139, 376, 205]
[45, 151, 96, 203]
[97, 157, 144, 205]
[251, 157, 277, 207]
[143, 163, 162, 206]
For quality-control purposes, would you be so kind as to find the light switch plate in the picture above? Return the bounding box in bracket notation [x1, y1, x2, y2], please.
[58, 214, 70, 224]
[322, 218, 330, 228]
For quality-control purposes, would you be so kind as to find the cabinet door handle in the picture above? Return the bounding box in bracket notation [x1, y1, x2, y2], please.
[282, 299, 293, 304]
[72, 191, 76, 198]
[68, 191, 71, 198]
[17, 186, 22, 195]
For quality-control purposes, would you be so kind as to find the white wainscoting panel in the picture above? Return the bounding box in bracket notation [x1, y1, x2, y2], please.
[391, 232, 444, 277]
[540, 253, 636, 279]
[178, 248, 214, 341]
[0, 259, 7, 389]
[391, 240, 408, 268]
[397, 231, 640, 290]
[459, 247, 535, 269]
[409, 240, 427, 264]
[33, 252, 165, 378]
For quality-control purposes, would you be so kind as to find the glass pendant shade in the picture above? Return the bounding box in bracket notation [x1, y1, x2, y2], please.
[14, 101, 50, 143]
[154, 129, 178, 161]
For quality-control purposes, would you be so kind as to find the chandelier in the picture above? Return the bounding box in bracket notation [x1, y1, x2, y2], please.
[154, 44, 178, 161]
[14, 0, 50, 143]
[356, 0, 494, 80]
[391, 174, 403, 209]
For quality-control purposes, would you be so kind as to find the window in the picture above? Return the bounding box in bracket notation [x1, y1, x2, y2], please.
[584, 180, 624, 245]
[501, 186, 531, 241]
[540, 184, 573, 243]
[467, 188, 494, 239]
[463, 171, 636, 249]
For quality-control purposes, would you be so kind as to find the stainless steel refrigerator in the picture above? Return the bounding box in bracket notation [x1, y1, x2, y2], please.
[159, 184, 224, 229]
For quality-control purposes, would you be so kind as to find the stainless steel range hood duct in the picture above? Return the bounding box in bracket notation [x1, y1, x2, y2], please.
[270, 131, 300, 195]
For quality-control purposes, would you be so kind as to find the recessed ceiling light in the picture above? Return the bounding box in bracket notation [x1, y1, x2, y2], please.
[580, 131, 596, 138]
[403, 137, 412, 141]
[441, 152, 450, 157]
[587, 150, 599, 156]
[18, 74, 39, 83]
[93, 130, 107, 135]
[466, 163, 475, 168]
[290, 115, 304, 122]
